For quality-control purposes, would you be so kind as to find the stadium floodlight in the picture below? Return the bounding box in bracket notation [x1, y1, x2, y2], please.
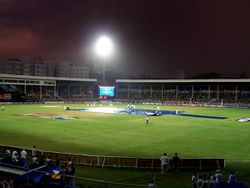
[95, 36, 113, 58]
[94, 36, 114, 82]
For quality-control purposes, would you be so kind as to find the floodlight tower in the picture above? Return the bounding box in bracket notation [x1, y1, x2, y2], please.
[94, 36, 113, 83]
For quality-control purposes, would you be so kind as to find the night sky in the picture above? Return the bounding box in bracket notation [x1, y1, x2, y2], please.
[1, 0, 250, 78]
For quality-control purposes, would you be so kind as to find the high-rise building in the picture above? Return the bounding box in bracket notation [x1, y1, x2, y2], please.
[0, 57, 90, 78]
[0, 58, 23, 75]
[56, 61, 89, 78]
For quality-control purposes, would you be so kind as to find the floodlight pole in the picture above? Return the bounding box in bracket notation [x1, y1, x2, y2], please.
[94, 35, 113, 84]
[102, 62, 105, 83]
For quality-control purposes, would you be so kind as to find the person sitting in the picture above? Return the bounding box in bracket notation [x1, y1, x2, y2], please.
[191, 172, 198, 188]
[55, 154, 61, 166]
[148, 180, 156, 188]
[45, 155, 52, 165]
[30, 155, 39, 169]
[202, 174, 209, 188]
[196, 175, 204, 188]
[38, 154, 45, 166]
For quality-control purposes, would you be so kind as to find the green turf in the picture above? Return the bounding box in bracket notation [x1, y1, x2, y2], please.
[0, 104, 249, 160]
[0, 104, 250, 187]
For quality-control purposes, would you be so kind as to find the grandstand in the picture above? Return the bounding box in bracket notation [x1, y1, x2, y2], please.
[115, 79, 250, 106]
[0, 74, 97, 102]
[1, 73, 250, 106]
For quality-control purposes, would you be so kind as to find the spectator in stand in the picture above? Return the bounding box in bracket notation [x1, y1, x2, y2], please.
[172, 153, 180, 176]
[202, 174, 209, 188]
[32, 154, 38, 164]
[70, 163, 75, 176]
[209, 172, 214, 181]
[2, 149, 12, 164]
[215, 169, 223, 186]
[55, 154, 61, 166]
[191, 172, 198, 188]
[20, 148, 27, 160]
[20, 148, 27, 167]
[60, 164, 67, 187]
[11, 150, 19, 164]
[210, 176, 216, 188]
[70, 163, 76, 185]
[196, 175, 204, 188]
[32, 146, 36, 157]
[160, 153, 169, 175]
[148, 180, 156, 188]
[39, 154, 45, 166]
[45, 155, 52, 165]
[30, 155, 39, 169]
[228, 171, 237, 183]
[5, 149, 11, 158]
[66, 158, 73, 174]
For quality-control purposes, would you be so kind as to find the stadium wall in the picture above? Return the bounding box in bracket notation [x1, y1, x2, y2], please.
[0, 144, 225, 170]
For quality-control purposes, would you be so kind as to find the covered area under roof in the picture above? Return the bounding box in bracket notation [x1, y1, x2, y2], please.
[115, 79, 250, 104]
[0, 74, 97, 102]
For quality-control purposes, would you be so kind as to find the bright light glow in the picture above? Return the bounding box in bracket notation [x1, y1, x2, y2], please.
[95, 36, 113, 58]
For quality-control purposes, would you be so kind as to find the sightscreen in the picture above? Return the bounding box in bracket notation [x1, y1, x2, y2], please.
[99, 85, 115, 97]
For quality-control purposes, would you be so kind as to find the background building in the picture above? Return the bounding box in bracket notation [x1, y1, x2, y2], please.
[0, 57, 90, 78]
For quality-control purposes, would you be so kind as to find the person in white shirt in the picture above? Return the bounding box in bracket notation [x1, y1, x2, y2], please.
[196, 175, 204, 188]
[160, 153, 169, 175]
[215, 169, 223, 184]
[12, 150, 19, 164]
[191, 172, 198, 188]
[148, 180, 156, 188]
[146, 116, 149, 124]
[66, 158, 73, 173]
[45, 155, 52, 165]
[175, 109, 179, 115]
[20, 149, 28, 167]
[5, 149, 11, 157]
[20, 149, 27, 159]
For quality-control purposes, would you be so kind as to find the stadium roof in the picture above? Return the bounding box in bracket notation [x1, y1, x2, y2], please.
[116, 79, 250, 83]
[0, 74, 97, 82]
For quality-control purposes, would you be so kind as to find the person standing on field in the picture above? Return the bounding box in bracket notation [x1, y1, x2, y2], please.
[172, 153, 181, 176]
[146, 115, 149, 124]
[160, 153, 169, 175]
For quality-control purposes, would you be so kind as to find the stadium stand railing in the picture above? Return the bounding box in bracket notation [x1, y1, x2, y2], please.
[0, 144, 225, 170]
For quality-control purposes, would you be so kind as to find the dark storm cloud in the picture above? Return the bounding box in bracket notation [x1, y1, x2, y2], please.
[0, 0, 97, 57]
[0, 0, 250, 77]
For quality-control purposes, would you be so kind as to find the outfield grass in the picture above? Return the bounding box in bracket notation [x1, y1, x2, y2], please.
[0, 104, 249, 161]
[0, 104, 250, 187]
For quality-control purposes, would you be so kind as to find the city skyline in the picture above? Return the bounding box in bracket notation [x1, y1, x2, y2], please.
[1, 0, 250, 78]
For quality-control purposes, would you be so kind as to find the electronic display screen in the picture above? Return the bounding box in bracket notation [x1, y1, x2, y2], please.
[99, 86, 115, 97]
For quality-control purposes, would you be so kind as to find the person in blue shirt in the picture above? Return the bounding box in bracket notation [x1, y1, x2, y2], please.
[228, 171, 236, 183]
